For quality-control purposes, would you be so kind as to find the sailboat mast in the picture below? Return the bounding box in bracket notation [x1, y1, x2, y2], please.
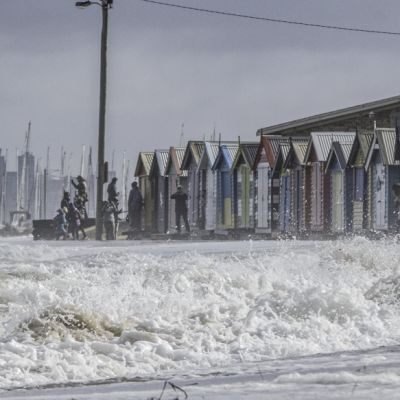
[80, 145, 86, 177]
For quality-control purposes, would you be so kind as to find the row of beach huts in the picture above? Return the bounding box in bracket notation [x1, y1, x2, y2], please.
[134, 95, 400, 238]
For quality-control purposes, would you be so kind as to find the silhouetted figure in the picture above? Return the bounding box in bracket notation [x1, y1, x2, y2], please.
[102, 200, 117, 240]
[107, 177, 119, 205]
[128, 182, 143, 233]
[67, 202, 82, 240]
[54, 208, 68, 240]
[71, 175, 88, 205]
[170, 185, 190, 234]
[60, 191, 71, 210]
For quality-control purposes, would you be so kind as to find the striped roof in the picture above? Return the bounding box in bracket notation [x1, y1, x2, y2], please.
[165, 147, 188, 177]
[326, 141, 354, 171]
[212, 144, 240, 170]
[305, 132, 356, 162]
[365, 128, 400, 168]
[271, 143, 291, 176]
[134, 152, 154, 177]
[348, 131, 374, 166]
[254, 135, 288, 169]
[257, 95, 400, 136]
[292, 142, 308, 165]
[181, 141, 205, 170]
[231, 142, 259, 171]
[376, 128, 400, 165]
[198, 141, 237, 170]
[150, 149, 169, 177]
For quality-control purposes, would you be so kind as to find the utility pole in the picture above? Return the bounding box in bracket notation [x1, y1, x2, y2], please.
[75, 0, 113, 240]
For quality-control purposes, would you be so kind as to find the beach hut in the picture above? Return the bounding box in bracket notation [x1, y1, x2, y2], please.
[180, 141, 205, 229]
[347, 131, 374, 232]
[231, 142, 259, 230]
[134, 152, 154, 232]
[149, 149, 169, 234]
[282, 140, 308, 234]
[273, 143, 292, 233]
[196, 141, 225, 232]
[273, 138, 309, 234]
[165, 147, 187, 233]
[253, 135, 287, 234]
[325, 141, 355, 233]
[365, 128, 400, 231]
[303, 132, 356, 232]
[212, 144, 239, 232]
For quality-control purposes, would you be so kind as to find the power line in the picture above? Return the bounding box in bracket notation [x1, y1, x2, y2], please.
[137, 0, 400, 37]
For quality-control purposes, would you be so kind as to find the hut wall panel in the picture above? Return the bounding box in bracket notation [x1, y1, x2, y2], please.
[205, 169, 216, 231]
[236, 169, 242, 227]
[331, 171, 344, 232]
[304, 166, 312, 231]
[366, 166, 373, 230]
[352, 201, 364, 231]
[167, 172, 177, 232]
[371, 162, 387, 230]
[345, 169, 353, 232]
[288, 169, 297, 233]
[249, 172, 255, 228]
[279, 173, 291, 232]
[388, 166, 400, 230]
[255, 163, 270, 230]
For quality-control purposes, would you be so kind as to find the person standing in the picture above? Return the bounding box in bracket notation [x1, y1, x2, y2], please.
[128, 182, 143, 232]
[102, 200, 117, 240]
[170, 185, 190, 234]
[107, 177, 119, 205]
[54, 208, 68, 240]
[71, 176, 88, 205]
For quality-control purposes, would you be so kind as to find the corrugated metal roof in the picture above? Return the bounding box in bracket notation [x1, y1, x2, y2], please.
[231, 142, 259, 171]
[181, 141, 205, 169]
[269, 136, 289, 159]
[306, 132, 356, 162]
[175, 148, 188, 177]
[257, 95, 400, 136]
[150, 149, 169, 177]
[212, 144, 240, 170]
[341, 142, 353, 163]
[165, 147, 188, 177]
[280, 143, 290, 161]
[224, 144, 240, 167]
[241, 143, 260, 167]
[376, 128, 400, 165]
[292, 142, 308, 165]
[358, 131, 374, 159]
[134, 152, 154, 177]
[198, 141, 237, 170]
[326, 141, 355, 171]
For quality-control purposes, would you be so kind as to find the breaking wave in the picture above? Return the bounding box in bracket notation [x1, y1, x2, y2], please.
[0, 237, 400, 389]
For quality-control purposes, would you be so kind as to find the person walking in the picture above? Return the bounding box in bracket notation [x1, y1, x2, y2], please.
[128, 182, 143, 233]
[170, 185, 190, 234]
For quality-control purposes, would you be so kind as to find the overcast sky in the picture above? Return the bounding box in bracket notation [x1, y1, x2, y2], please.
[1, 0, 400, 175]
